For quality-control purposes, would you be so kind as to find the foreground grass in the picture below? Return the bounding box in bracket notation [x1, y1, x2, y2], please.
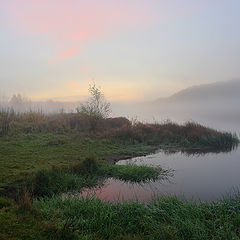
[32, 195, 240, 240]
[1, 194, 239, 240]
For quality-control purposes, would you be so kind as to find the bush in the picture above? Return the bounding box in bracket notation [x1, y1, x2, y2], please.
[76, 83, 111, 131]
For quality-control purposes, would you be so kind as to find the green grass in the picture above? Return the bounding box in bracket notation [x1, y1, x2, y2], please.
[0, 133, 155, 188]
[33, 195, 240, 240]
[1, 194, 239, 240]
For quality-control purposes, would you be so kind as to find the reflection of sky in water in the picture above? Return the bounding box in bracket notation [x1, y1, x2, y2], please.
[77, 147, 240, 203]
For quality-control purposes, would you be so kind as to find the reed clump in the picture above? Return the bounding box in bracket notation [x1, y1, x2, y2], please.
[106, 121, 239, 149]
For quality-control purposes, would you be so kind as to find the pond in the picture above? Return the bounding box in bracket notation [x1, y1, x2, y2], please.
[76, 146, 240, 202]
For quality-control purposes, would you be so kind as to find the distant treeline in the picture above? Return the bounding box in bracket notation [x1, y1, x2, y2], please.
[0, 94, 78, 114]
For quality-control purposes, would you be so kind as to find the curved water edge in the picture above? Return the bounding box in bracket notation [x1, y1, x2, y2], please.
[68, 144, 240, 203]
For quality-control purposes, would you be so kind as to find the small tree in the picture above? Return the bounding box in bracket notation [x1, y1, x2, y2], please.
[76, 83, 111, 131]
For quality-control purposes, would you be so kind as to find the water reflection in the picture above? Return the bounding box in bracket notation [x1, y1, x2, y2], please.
[65, 177, 172, 203]
[159, 145, 238, 156]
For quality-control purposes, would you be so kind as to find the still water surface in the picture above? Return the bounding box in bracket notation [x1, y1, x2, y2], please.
[79, 147, 240, 202]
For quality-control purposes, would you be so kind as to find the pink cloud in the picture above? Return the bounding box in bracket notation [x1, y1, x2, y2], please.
[1, 0, 151, 63]
[1, 1, 206, 64]
[48, 46, 81, 65]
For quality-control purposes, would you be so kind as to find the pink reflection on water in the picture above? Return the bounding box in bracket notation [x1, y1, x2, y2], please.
[63, 178, 168, 203]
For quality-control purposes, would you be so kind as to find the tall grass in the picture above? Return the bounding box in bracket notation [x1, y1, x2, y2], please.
[96, 164, 170, 183]
[106, 121, 239, 149]
[34, 195, 240, 240]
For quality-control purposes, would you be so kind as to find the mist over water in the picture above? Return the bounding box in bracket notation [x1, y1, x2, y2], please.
[112, 80, 240, 133]
[112, 102, 240, 133]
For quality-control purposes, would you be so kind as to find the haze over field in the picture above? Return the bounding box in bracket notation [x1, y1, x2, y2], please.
[0, 79, 239, 133]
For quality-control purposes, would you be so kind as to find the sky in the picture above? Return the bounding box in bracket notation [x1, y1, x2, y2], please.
[0, 0, 240, 102]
